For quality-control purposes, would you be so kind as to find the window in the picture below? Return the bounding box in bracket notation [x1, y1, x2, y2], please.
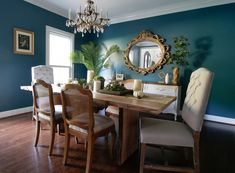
[46, 26, 74, 83]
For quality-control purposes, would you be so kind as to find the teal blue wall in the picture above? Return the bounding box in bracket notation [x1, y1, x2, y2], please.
[94, 3, 235, 118]
[1, 1, 235, 119]
[0, 0, 81, 112]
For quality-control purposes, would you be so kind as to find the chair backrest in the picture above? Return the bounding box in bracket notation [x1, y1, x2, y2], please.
[182, 68, 214, 132]
[61, 84, 94, 133]
[121, 79, 135, 90]
[31, 65, 54, 84]
[32, 79, 55, 116]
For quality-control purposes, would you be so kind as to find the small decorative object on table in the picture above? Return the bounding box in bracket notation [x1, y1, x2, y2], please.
[133, 79, 142, 91]
[93, 80, 101, 92]
[133, 79, 144, 98]
[93, 76, 105, 89]
[87, 70, 94, 90]
[133, 90, 144, 99]
[87, 70, 94, 84]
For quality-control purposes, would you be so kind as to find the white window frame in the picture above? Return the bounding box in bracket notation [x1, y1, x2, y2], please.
[46, 25, 74, 80]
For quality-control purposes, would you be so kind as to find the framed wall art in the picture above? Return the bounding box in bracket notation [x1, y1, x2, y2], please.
[13, 28, 34, 55]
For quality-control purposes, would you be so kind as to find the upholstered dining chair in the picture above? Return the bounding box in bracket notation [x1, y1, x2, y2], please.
[31, 65, 61, 120]
[31, 65, 54, 84]
[105, 79, 134, 132]
[139, 68, 214, 173]
[32, 79, 63, 156]
[61, 84, 116, 173]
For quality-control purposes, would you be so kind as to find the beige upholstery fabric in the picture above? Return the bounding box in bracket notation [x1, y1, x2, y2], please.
[106, 106, 119, 115]
[38, 105, 63, 122]
[32, 65, 54, 84]
[69, 113, 114, 134]
[140, 67, 213, 147]
[141, 118, 194, 147]
[182, 68, 214, 131]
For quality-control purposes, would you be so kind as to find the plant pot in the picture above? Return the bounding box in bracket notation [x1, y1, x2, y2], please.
[172, 66, 179, 85]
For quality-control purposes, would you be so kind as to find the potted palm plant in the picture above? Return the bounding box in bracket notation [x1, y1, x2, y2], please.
[70, 41, 120, 77]
[166, 36, 190, 85]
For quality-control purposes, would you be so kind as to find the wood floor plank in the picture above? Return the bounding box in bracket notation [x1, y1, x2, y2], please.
[1, 113, 235, 173]
[0, 113, 138, 173]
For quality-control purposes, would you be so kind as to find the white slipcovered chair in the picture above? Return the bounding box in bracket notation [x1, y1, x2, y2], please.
[139, 68, 214, 173]
[31, 65, 61, 120]
[31, 65, 54, 84]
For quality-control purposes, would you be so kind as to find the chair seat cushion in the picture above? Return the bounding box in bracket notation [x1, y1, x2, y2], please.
[69, 113, 115, 134]
[141, 118, 194, 147]
[106, 106, 119, 115]
[38, 105, 63, 122]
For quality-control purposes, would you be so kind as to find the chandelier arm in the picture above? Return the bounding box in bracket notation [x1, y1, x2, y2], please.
[66, 0, 110, 37]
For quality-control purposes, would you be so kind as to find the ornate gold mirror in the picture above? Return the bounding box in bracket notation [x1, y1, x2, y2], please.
[124, 31, 169, 75]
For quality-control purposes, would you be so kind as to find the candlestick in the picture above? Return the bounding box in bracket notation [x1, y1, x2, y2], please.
[87, 70, 94, 84]
[93, 80, 101, 92]
[133, 79, 142, 91]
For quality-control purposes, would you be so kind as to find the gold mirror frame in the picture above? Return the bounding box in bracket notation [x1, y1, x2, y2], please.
[124, 31, 169, 75]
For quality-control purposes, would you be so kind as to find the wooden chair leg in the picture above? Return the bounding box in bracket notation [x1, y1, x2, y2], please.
[193, 145, 200, 173]
[86, 137, 95, 173]
[48, 123, 56, 156]
[84, 140, 88, 151]
[110, 127, 117, 160]
[63, 132, 70, 165]
[193, 133, 200, 173]
[105, 112, 111, 141]
[34, 120, 40, 147]
[58, 122, 64, 135]
[139, 143, 147, 173]
[160, 146, 172, 166]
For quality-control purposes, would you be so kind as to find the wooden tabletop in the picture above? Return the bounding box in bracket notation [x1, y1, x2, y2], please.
[93, 92, 176, 115]
[21, 85, 176, 115]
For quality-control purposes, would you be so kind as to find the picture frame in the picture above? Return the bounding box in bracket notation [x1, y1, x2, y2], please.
[13, 28, 34, 55]
[116, 73, 124, 81]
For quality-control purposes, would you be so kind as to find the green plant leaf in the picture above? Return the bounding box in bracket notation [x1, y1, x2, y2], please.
[70, 41, 120, 76]
[103, 45, 120, 68]
[167, 36, 190, 66]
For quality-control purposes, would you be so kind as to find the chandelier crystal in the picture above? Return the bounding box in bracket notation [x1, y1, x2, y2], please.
[66, 0, 110, 37]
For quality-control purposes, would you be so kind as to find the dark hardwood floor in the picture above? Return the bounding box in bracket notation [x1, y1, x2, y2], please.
[0, 113, 235, 173]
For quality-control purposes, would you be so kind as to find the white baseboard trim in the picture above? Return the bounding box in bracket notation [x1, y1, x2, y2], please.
[204, 114, 235, 125]
[0, 106, 33, 119]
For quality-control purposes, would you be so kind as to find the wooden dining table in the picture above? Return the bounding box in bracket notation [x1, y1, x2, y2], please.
[21, 85, 176, 165]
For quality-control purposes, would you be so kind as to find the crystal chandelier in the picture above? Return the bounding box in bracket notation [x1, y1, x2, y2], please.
[66, 0, 110, 37]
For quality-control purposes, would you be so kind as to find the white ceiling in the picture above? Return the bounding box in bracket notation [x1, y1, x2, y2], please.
[24, 0, 235, 24]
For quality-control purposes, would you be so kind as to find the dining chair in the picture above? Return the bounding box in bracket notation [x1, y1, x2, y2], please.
[61, 84, 116, 173]
[32, 79, 63, 156]
[139, 67, 214, 173]
[31, 65, 54, 84]
[31, 65, 61, 120]
[105, 79, 134, 132]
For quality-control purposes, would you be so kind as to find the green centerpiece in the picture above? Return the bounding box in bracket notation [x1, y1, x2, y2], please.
[98, 81, 132, 95]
